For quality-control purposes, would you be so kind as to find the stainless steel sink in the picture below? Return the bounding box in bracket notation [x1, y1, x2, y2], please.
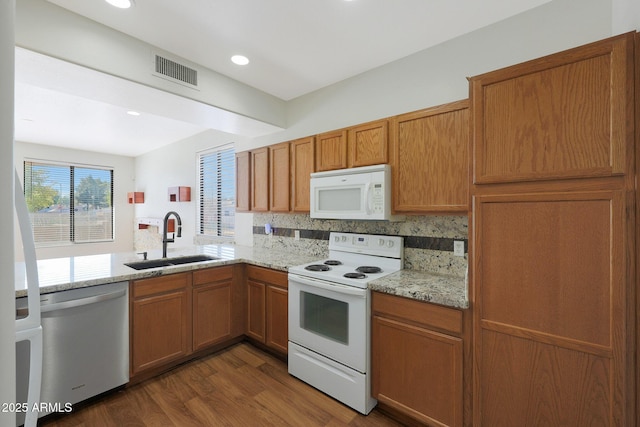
[125, 254, 219, 270]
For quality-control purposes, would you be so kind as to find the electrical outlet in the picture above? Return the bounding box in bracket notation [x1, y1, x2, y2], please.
[294, 230, 300, 241]
[454, 240, 465, 257]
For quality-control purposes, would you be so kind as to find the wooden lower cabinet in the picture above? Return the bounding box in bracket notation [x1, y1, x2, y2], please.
[130, 265, 242, 378]
[372, 292, 465, 427]
[265, 284, 288, 354]
[246, 265, 288, 355]
[246, 279, 266, 341]
[473, 190, 632, 425]
[192, 265, 243, 351]
[130, 272, 192, 376]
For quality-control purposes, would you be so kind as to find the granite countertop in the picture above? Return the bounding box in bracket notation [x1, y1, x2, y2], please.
[15, 244, 469, 309]
[14, 244, 318, 297]
[369, 269, 469, 309]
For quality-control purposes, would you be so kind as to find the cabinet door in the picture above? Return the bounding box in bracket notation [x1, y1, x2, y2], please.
[315, 129, 347, 172]
[391, 100, 469, 213]
[291, 137, 315, 212]
[251, 147, 269, 211]
[246, 279, 266, 342]
[192, 266, 235, 351]
[348, 119, 388, 168]
[372, 315, 463, 427]
[473, 190, 628, 425]
[235, 151, 251, 212]
[266, 285, 288, 354]
[470, 33, 634, 183]
[131, 274, 191, 376]
[269, 142, 290, 212]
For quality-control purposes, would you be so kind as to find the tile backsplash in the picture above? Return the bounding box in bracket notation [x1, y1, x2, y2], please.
[252, 213, 468, 277]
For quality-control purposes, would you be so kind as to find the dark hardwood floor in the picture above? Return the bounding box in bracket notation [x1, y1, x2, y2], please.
[39, 343, 403, 426]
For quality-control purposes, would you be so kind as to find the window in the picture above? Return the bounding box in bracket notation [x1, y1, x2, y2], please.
[24, 161, 114, 246]
[198, 144, 235, 238]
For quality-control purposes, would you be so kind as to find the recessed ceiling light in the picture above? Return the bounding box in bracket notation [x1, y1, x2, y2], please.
[231, 55, 250, 66]
[105, 0, 134, 9]
[127, 110, 140, 116]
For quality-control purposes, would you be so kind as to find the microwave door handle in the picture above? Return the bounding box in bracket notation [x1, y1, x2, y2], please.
[364, 182, 372, 214]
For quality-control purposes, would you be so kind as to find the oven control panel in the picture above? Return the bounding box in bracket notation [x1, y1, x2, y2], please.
[329, 232, 403, 258]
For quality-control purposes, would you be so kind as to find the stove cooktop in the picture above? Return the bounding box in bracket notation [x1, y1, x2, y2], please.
[288, 232, 404, 288]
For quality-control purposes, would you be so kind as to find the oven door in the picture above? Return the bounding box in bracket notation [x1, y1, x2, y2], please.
[288, 273, 369, 372]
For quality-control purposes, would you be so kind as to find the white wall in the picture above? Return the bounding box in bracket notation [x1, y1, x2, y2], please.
[613, 0, 640, 33]
[251, 0, 615, 148]
[15, 0, 286, 130]
[1, 1, 16, 424]
[138, 0, 625, 247]
[134, 129, 253, 248]
[14, 141, 136, 260]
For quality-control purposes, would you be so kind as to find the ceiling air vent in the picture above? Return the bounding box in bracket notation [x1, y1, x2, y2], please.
[154, 54, 198, 88]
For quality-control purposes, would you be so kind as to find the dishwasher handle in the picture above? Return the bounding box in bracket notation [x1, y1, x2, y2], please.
[40, 288, 127, 314]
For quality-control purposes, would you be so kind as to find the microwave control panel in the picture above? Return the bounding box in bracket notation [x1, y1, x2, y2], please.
[371, 183, 384, 213]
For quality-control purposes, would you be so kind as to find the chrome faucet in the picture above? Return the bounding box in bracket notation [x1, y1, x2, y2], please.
[162, 211, 182, 258]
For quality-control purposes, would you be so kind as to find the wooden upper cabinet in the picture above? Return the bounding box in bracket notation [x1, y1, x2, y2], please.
[348, 119, 388, 168]
[290, 136, 315, 212]
[251, 147, 269, 212]
[315, 129, 348, 172]
[470, 33, 634, 184]
[391, 100, 469, 213]
[235, 151, 251, 212]
[269, 142, 291, 212]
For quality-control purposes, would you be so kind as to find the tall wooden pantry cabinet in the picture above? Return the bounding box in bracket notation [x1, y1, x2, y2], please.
[469, 33, 636, 425]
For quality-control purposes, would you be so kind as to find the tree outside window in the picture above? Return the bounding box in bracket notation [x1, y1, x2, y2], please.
[24, 161, 114, 246]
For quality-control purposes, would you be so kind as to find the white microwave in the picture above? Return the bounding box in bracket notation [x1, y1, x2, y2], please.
[310, 164, 391, 220]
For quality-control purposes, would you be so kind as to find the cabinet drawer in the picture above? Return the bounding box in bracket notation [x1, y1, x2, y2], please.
[193, 265, 234, 286]
[246, 265, 288, 288]
[372, 292, 463, 335]
[132, 272, 190, 299]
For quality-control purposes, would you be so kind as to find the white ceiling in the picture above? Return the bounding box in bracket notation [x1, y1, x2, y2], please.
[15, 0, 551, 157]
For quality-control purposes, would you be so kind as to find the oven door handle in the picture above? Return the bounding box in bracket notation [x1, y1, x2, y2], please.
[289, 274, 367, 297]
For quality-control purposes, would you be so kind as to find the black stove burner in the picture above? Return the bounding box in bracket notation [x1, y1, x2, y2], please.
[356, 266, 382, 274]
[305, 264, 330, 272]
[324, 260, 343, 266]
[344, 272, 367, 279]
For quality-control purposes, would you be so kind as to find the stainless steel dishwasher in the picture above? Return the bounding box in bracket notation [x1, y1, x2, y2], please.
[16, 281, 129, 425]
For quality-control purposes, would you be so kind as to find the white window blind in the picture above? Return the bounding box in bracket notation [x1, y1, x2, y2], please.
[198, 145, 235, 238]
[24, 161, 114, 246]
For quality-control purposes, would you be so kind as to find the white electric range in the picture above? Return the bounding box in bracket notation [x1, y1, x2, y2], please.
[288, 232, 403, 414]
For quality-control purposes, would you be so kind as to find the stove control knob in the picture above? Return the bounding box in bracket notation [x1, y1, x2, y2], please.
[341, 236, 347, 242]
[387, 240, 394, 248]
[334, 236, 340, 242]
[378, 239, 385, 246]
